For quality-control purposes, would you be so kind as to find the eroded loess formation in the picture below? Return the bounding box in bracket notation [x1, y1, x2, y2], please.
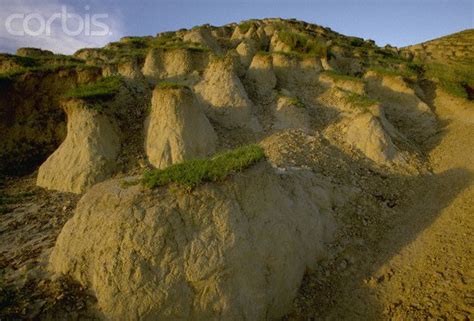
[0, 19, 473, 321]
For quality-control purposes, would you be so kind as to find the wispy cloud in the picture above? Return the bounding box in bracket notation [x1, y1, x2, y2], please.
[0, 0, 124, 54]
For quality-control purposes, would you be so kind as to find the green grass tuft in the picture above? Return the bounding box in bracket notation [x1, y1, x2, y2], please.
[345, 92, 378, 112]
[238, 21, 256, 33]
[287, 96, 306, 108]
[142, 144, 265, 190]
[64, 76, 122, 100]
[277, 29, 327, 58]
[156, 81, 190, 90]
[368, 65, 416, 79]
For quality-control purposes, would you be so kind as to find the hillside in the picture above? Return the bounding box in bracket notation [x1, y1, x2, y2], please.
[0, 19, 473, 320]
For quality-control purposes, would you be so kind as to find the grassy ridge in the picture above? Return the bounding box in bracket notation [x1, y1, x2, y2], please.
[424, 62, 474, 99]
[143, 144, 265, 190]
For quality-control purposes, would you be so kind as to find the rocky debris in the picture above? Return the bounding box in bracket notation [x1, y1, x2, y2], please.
[145, 85, 217, 169]
[37, 100, 121, 194]
[49, 163, 336, 321]
[194, 56, 261, 131]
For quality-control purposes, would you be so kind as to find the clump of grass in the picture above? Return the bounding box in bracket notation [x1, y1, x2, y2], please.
[368, 65, 416, 79]
[120, 36, 152, 48]
[142, 144, 265, 190]
[287, 96, 306, 108]
[277, 29, 327, 58]
[156, 81, 190, 90]
[349, 37, 365, 47]
[256, 50, 272, 56]
[64, 76, 122, 100]
[345, 92, 378, 112]
[238, 21, 256, 33]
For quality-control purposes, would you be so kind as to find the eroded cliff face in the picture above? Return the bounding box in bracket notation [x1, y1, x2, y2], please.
[0, 64, 101, 175]
[1, 18, 473, 321]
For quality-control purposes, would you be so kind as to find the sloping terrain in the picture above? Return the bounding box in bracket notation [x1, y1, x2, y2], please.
[0, 19, 472, 320]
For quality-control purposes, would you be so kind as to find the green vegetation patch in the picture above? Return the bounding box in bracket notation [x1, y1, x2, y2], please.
[425, 62, 474, 99]
[349, 37, 365, 47]
[143, 144, 265, 190]
[238, 21, 256, 33]
[368, 65, 416, 79]
[0, 62, 94, 90]
[151, 33, 209, 52]
[277, 29, 327, 58]
[344, 92, 378, 112]
[287, 96, 306, 108]
[64, 76, 122, 100]
[156, 81, 190, 90]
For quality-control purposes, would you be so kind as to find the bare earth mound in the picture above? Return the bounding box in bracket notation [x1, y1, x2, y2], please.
[36, 100, 121, 194]
[49, 164, 336, 321]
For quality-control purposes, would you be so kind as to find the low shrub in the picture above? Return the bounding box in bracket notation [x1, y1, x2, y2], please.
[143, 144, 265, 190]
[349, 37, 365, 47]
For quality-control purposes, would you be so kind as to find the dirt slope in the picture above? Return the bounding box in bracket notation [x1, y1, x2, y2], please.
[287, 101, 473, 320]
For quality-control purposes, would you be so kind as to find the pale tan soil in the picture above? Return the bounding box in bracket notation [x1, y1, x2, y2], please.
[0, 175, 98, 320]
[286, 108, 473, 320]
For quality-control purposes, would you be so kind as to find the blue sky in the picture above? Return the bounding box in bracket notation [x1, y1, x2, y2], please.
[0, 0, 472, 54]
